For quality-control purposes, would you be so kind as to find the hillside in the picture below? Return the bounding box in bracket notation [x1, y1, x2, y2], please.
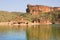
[0, 10, 60, 24]
[0, 11, 21, 22]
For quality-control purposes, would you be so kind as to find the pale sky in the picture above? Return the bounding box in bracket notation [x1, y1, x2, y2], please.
[0, 0, 60, 12]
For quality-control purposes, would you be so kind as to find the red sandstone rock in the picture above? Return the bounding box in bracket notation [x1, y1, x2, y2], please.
[26, 4, 60, 15]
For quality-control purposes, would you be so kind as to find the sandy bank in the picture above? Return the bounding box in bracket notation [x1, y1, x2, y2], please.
[0, 22, 52, 26]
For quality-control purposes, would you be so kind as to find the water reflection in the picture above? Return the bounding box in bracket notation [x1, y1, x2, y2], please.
[0, 25, 27, 40]
[26, 25, 60, 40]
[0, 24, 60, 40]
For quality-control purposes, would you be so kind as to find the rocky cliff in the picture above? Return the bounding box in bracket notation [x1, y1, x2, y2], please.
[26, 4, 60, 15]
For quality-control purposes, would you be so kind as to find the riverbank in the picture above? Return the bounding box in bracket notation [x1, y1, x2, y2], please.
[0, 22, 52, 26]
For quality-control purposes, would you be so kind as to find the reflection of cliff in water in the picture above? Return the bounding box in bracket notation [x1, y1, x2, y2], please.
[0, 25, 60, 40]
[51, 25, 60, 40]
[26, 25, 60, 40]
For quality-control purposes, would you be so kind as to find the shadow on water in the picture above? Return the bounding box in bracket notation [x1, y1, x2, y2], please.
[0, 24, 60, 40]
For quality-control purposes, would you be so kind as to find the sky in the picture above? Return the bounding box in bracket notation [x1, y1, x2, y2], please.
[0, 0, 60, 12]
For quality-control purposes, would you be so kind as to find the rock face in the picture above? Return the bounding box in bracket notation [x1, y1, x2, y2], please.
[26, 4, 60, 15]
[53, 7, 60, 11]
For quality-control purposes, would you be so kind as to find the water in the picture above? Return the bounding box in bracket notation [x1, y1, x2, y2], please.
[0, 24, 60, 40]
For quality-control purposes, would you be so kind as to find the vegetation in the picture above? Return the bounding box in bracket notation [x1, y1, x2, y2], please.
[0, 11, 21, 22]
[0, 11, 60, 24]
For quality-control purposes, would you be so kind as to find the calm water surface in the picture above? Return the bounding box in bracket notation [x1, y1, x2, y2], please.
[0, 24, 60, 40]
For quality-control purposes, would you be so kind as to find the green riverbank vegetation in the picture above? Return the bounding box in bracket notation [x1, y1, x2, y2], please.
[0, 11, 60, 24]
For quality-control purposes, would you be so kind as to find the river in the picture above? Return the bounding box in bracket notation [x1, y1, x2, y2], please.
[0, 24, 60, 40]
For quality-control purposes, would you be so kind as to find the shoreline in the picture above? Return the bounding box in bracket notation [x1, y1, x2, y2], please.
[0, 21, 59, 26]
[0, 22, 52, 26]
